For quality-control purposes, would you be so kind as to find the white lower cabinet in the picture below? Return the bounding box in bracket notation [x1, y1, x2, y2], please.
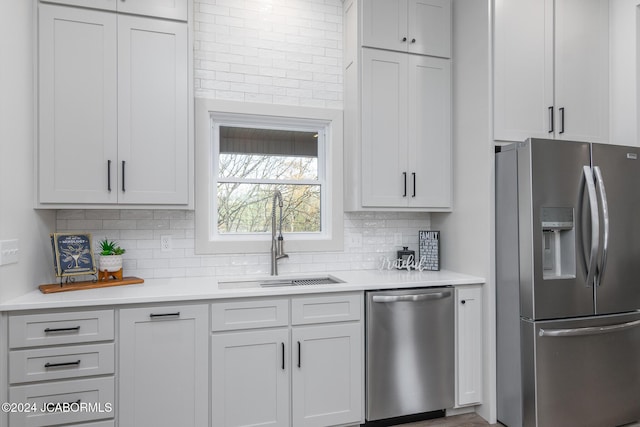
[455, 285, 483, 407]
[211, 293, 363, 427]
[291, 323, 362, 427]
[211, 328, 290, 427]
[118, 304, 208, 427]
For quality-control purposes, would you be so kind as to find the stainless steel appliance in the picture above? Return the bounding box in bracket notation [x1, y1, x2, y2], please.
[365, 288, 454, 423]
[496, 138, 640, 427]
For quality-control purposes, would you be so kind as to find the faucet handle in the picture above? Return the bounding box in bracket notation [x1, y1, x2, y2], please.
[277, 236, 288, 258]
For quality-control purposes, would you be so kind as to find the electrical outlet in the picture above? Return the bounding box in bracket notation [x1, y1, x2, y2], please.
[393, 233, 403, 246]
[160, 235, 172, 252]
[349, 233, 363, 248]
[0, 239, 19, 265]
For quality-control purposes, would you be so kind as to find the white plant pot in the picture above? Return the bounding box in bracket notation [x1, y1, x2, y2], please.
[99, 254, 123, 272]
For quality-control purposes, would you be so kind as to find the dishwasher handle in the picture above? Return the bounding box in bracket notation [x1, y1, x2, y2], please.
[372, 291, 451, 303]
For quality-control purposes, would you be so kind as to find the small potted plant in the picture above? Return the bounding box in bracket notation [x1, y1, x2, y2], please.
[98, 239, 126, 273]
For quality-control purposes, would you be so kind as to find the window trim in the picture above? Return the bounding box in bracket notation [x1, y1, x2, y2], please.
[195, 99, 344, 255]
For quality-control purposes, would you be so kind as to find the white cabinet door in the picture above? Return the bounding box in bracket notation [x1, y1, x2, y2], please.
[362, 0, 407, 53]
[119, 305, 208, 427]
[291, 323, 362, 427]
[117, 16, 189, 205]
[211, 329, 290, 427]
[455, 285, 483, 407]
[361, 48, 409, 208]
[409, 55, 451, 208]
[493, 0, 553, 142]
[38, 4, 118, 204]
[554, 0, 609, 142]
[408, 0, 451, 57]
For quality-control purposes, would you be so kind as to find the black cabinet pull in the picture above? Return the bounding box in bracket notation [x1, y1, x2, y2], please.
[122, 160, 126, 192]
[107, 160, 112, 192]
[412, 172, 416, 197]
[548, 106, 554, 133]
[461, 300, 466, 305]
[281, 342, 285, 370]
[297, 341, 301, 368]
[559, 107, 565, 134]
[149, 312, 180, 318]
[403, 172, 407, 197]
[45, 360, 81, 369]
[44, 326, 80, 333]
[411, 38, 416, 43]
[402, 37, 407, 42]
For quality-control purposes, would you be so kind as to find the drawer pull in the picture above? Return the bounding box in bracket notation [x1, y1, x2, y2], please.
[149, 312, 180, 319]
[44, 360, 81, 369]
[44, 326, 81, 333]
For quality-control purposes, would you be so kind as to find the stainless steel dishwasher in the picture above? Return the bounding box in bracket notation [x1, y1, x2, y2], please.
[365, 287, 454, 424]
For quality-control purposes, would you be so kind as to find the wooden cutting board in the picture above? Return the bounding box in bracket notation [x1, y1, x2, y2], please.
[39, 277, 144, 294]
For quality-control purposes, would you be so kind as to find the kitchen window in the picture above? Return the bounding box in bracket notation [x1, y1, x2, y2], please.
[195, 99, 343, 254]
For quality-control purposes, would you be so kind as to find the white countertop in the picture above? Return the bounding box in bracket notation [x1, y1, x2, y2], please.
[0, 269, 484, 311]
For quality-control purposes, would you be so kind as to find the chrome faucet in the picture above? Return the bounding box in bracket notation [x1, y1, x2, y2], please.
[271, 190, 288, 275]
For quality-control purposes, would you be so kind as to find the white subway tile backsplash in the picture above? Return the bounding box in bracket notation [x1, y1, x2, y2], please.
[56, 210, 431, 279]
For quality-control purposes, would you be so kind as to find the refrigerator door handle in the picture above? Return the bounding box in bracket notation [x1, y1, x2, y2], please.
[593, 166, 609, 287]
[583, 166, 600, 288]
[539, 319, 640, 337]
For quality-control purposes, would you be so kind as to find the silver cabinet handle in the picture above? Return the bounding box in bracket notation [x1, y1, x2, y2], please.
[593, 166, 609, 287]
[539, 319, 640, 337]
[372, 291, 451, 303]
[583, 166, 599, 288]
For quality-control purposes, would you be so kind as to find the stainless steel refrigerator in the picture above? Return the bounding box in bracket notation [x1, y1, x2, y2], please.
[496, 138, 640, 427]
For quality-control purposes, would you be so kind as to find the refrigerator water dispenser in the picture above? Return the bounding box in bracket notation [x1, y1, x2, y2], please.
[541, 207, 575, 279]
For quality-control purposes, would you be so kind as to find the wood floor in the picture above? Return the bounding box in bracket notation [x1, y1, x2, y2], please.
[394, 413, 502, 427]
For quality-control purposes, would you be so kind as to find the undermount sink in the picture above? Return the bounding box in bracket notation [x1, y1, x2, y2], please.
[218, 276, 343, 289]
[259, 276, 342, 287]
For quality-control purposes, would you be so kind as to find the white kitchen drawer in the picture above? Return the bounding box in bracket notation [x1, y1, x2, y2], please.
[9, 377, 115, 426]
[9, 310, 114, 348]
[211, 298, 289, 331]
[291, 293, 362, 325]
[9, 343, 115, 384]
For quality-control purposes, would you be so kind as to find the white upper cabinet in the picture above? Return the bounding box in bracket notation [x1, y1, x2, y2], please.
[344, 0, 452, 212]
[362, 0, 451, 58]
[41, 0, 187, 21]
[37, 0, 191, 207]
[361, 49, 451, 209]
[494, 0, 609, 143]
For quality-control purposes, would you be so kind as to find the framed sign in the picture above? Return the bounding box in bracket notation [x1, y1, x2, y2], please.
[50, 233, 97, 278]
[418, 230, 440, 271]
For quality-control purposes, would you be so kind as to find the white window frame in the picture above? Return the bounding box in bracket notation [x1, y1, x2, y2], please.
[195, 99, 344, 255]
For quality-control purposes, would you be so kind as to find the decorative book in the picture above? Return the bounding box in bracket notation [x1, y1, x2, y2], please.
[50, 233, 97, 278]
